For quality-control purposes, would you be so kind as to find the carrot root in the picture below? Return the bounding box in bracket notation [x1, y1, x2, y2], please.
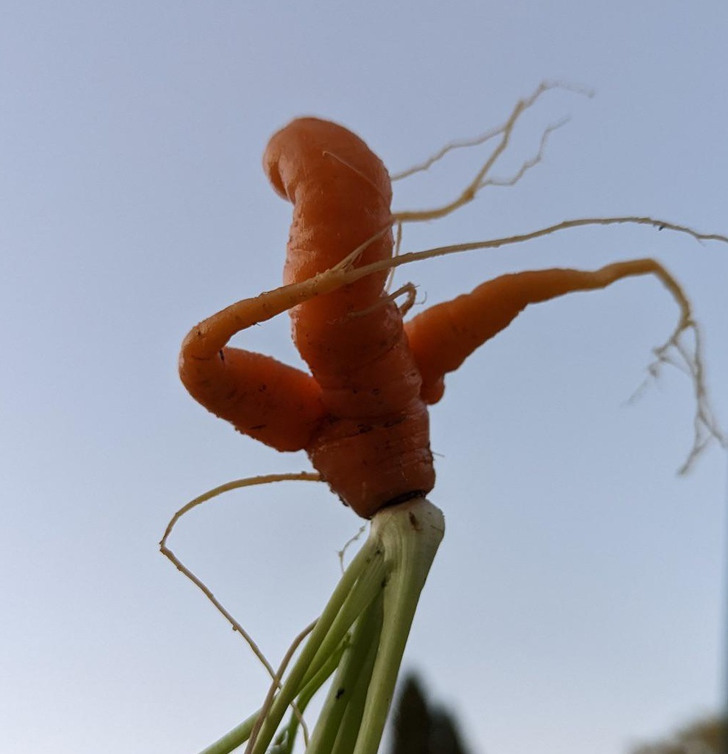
[390, 80, 593, 183]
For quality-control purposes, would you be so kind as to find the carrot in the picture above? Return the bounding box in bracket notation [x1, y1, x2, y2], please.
[171, 88, 727, 754]
[179, 103, 726, 519]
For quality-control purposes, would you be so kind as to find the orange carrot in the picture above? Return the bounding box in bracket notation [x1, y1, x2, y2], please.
[179, 116, 723, 518]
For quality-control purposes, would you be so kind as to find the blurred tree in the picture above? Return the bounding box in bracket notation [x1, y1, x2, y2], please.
[389, 677, 726, 754]
[389, 674, 469, 754]
[629, 715, 726, 754]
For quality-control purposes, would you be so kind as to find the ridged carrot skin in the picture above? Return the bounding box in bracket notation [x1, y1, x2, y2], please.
[264, 119, 434, 516]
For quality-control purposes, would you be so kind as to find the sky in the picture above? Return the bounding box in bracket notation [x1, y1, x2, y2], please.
[2, 2, 727, 753]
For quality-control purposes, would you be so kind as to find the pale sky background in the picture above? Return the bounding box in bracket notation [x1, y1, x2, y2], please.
[2, 2, 727, 753]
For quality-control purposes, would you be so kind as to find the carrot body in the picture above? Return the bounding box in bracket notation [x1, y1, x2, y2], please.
[265, 119, 434, 516]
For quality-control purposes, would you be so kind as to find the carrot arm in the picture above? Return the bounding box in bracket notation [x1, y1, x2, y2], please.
[177, 231, 391, 456]
[404, 259, 694, 403]
[179, 344, 325, 452]
[178, 270, 356, 452]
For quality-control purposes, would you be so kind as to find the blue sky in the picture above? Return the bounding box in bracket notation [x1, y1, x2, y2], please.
[2, 2, 727, 753]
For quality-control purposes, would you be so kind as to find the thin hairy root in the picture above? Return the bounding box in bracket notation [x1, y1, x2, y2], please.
[247, 619, 317, 751]
[327, 225, 393, 275]
[631, 318, 727, 474]
[391, 80, 593, 182]
[160, 471, 322, 735]
[338, 525, 367, 574]
[319, 83, 587, 276]
[392, 81, 590, 222]
[326, 217, 727, 306]
[396, 282, 418, 316]
[612, 261, 726, 472]
[483, 118, 568, 189]
[160, 472, 321, 545]
[348, 282, 417, 319]
[322, 148, 392, 205]
[342, 216, 728, 284]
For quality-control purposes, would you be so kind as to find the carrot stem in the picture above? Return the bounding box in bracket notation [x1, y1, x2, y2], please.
[328, 622, 381, 754]
[201, 498, 444, 754]
[272, 638, 350, 754]
[271, 636, 351, 754]
[351, 498, 445, 754]
[247, 539, 387, 754]
[306, 593, 384, 754]
[197, 536, 380, 754]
